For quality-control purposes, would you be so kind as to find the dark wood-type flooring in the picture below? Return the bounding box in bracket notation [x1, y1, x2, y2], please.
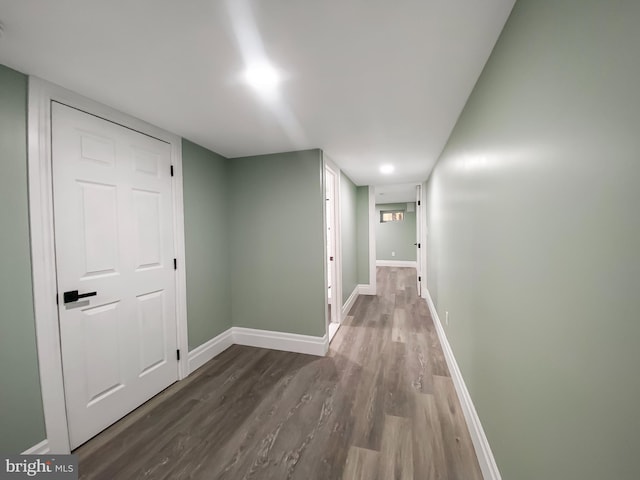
[76, 267, 483, 479]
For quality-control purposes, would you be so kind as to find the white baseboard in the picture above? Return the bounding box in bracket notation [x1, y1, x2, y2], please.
[341, 285, 360, 319]
[232, 327, 328, 357]
[188, 324, 330, 375]
[188, 328, 234, 374]
[376, 260, 417, 268]
[328, 322, 340, 342]
[358, 284, 376, 295]
[425, 290, 502, 480]
[22, 439, 50, 455]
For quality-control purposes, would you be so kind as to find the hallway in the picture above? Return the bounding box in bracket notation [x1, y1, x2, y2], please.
[75, 267, 481, 479]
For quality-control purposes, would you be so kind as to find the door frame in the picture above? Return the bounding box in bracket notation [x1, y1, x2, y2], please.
[368, 186, 377, 294]
[322, 155, 342, 332]
[420, 182, 428, 299]
[416, 184, 422, 297]
[27, 77, 189, 453]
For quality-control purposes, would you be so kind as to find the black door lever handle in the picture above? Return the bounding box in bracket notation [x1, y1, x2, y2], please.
[63, 290, 97, 303]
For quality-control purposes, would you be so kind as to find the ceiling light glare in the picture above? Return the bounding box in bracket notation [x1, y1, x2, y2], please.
[380, 164, 394, 174]
[243, 61, 280, 96]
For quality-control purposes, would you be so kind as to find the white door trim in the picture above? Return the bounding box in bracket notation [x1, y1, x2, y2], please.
[420, 181, 428, 299]
[415, 184, 422, 297]
[322, 158, 330, 331]
[323, 154, 343, 331]
[27, 77, 188, 453]
[368, 186, 377, 294]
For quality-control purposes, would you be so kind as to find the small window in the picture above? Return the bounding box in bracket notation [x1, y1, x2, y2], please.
[380, 210, 404, 223]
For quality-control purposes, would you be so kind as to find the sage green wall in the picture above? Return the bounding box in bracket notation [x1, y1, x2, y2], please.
[340, 173, 358, 303]
[0, 65, 47, 453]
[356, 186, 370, 285]
[229, 150, 326, 337]
[376, 203, 416, 261]
[182, 139, 232, 350]
[425, 1, 640, 479]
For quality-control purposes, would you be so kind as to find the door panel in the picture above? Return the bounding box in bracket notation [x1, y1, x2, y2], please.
[80, 132, 115, 166]
[79, 181, 119, 276]
[82, 301, 123, 405]
[133, 189, 162, 269]
[136, 290, 167, 376]
[52, 102, 178, 449]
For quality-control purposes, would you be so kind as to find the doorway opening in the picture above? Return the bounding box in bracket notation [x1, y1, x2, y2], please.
[373, 183, 423, 296]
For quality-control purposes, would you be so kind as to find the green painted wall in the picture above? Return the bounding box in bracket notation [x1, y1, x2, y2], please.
[229, 150, 326, 337]
[356, 186, 370, 285]
[340, 173, 358, 303]
[424, 1, 640, 478]
[376, 203, 416, 261]
[0, 65, 47, 452]
[182, 139, 232, 349]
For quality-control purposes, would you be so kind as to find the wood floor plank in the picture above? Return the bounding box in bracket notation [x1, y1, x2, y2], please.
[433, 375, 483, 480]
[343, 446, 379, 480]
[379, 415, 414, 480]
[406, 332, 434, 394]
[404, 294, 422, 334]
[346, 294, 375, 328]
[349, 324, 386, 451]
[392, 308, 408, 343]
[75, 267, 482, 480]
[413, 393, 448, 480]
[383, 340, 413, 417]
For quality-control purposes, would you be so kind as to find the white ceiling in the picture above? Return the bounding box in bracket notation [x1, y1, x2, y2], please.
[0, 0, 514, 186]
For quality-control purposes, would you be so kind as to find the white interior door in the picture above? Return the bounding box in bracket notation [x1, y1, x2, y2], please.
[416, 184, 422, 297]
[52, 102, 178, 449]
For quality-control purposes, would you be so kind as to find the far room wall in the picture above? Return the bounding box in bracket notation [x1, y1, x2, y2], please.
[376, 203, 416, 262]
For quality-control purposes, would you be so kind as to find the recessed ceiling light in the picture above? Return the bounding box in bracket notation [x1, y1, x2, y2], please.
[243, 61, 280, 96]
[380, 164, 394, 174]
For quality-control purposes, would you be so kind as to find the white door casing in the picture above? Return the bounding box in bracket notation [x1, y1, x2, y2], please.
[368, 186, 377, 295]
[323, 155, 342, 328]
[28, 78, 188, 453]
[325, 166, 337, 324]
[416, 184, 422, 297]
[52, 103, 178, 448]
[420, 183, 428, 299]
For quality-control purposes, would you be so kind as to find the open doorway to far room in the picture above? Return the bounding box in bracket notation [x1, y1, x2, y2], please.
[374, 183, 423, 294]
